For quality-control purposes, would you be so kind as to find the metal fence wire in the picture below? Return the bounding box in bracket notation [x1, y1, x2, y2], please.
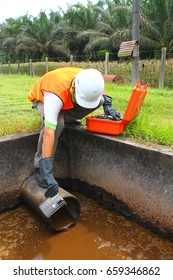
[0, 49, 173, 88]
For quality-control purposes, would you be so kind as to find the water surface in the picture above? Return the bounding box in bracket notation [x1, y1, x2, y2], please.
[0, 193, 173, 260]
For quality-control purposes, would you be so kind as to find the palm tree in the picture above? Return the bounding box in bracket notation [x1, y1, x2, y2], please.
[62, 2, 98, 58]
[1, 0, 173, 62]
[1, 16, 30, 62]
[76, 0, 132, 58]
[77, 0, 173, 59]
[140, 0, 173, 52]
[16, 11, 67, 60]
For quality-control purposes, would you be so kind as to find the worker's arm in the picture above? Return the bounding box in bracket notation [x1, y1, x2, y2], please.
[42, 91, 63, 157]
[39, 92, 63, 198]
[42, 126, 55, 158]
[103, 95, 121, 120]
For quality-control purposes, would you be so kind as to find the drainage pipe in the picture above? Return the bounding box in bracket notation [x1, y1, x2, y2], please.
[21, 175, 81, 232]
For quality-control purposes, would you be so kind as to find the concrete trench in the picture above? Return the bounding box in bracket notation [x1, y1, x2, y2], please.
[0, 126, 173, 239]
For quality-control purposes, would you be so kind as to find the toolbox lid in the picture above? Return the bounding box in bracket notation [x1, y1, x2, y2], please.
[123, 80, 149, 123]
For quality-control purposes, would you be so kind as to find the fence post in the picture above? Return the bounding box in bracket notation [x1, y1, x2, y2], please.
[104, 52, 109, 75]
[18, 61, 20, 74]
[45, 57, 48, 73]
[132, 0, 140, 85]
[8, 61, 11, 74]
[29, 59, 32, 76]
[70, 55, 73, 67]
[159, 47, 167, 88]
[0, 62, 2, 74]
[29, 59, 35, 76]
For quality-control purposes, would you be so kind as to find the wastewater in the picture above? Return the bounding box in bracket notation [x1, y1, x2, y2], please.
[0, 192, 173, 260]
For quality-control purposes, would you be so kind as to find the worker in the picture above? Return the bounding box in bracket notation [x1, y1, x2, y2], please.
[28, 67, 121, 198]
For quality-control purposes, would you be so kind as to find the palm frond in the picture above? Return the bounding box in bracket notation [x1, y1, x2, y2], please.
[84, 36, 109, 52]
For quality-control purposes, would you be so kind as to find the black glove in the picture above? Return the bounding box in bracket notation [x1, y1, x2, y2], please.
[103, 95, 121, 121]
[39, 157, 59, 198]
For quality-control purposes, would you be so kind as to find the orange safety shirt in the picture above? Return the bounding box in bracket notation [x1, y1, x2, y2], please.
[28, 67, 83, 110]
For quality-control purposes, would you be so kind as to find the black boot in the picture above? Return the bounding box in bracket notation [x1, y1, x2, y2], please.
[34, 168, 48, 188]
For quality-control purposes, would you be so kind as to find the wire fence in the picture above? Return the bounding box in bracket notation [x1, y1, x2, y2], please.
[1, 49, 173, 88]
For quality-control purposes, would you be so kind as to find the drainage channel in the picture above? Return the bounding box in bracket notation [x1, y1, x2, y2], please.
[0, 191, 173, 260]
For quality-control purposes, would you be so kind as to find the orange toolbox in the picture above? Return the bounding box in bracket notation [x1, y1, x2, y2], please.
[86, 80, 149, 136]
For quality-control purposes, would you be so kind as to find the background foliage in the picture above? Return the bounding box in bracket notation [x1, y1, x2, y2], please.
[1, 0, 173, 63]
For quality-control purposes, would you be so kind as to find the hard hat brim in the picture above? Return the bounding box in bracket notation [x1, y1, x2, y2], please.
[75, 88, 102, 109]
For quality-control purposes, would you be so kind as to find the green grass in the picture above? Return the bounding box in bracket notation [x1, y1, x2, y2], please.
[0, 74, 41, 136]
[0, 74, 173, 148]
[109, 84, 173, 147]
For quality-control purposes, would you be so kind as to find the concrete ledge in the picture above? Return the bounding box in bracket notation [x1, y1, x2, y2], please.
[0, 132, 38, 210]
[0, 127, 173, 236]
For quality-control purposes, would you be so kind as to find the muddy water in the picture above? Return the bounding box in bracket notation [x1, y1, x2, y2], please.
[0, 192, 173, 260]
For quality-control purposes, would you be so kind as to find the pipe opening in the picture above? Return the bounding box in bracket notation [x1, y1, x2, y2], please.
[47, 197, 81, 232]
[21, 176, 81, 232]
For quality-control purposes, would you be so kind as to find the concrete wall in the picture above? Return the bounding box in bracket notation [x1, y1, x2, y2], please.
[0, 127, 173, 236]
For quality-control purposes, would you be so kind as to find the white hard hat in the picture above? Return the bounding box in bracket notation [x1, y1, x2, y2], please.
[75, 69, 104, 108]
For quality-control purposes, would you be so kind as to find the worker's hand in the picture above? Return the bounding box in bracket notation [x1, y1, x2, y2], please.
[104, 107, 122, 120]
[103, 95, 121, 121]
[39, 157, 59, 198]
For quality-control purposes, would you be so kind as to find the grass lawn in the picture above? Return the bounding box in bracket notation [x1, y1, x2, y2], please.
[0, 74, 41, 136]
[0, 74, 173, 148]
